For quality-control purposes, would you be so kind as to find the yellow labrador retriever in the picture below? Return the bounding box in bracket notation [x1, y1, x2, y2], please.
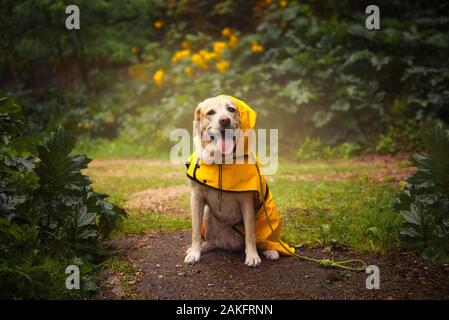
[184, 96, 280, 267]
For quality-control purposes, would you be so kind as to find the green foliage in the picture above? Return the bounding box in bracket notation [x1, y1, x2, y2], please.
[375, 133, 397, 154]
[2, 1, 448, 154]
[295, 137, 323, 161]
[0, 97, 23, 145]
[393, 124, 449, 263]
[0, 98, 126, 299]
[375, 99, 427, 154]
[295, 137, 360, 161]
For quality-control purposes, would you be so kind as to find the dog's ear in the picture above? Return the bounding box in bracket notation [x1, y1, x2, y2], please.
[194, 104, 202, 122]
[193, 104, 202, 137]
[193, 104, 204, 156]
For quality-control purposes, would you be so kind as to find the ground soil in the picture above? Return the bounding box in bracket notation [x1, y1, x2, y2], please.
[125, 185, 190, 215]
[95, 231, 449, 300]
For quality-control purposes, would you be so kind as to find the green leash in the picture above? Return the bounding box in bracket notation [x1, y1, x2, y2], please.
[254, 158, 367, 272]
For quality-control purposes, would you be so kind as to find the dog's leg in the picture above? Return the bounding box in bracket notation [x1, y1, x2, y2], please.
[241, 198, 261, 267]
[184, 191, 205, 264]
[197, 205, 217, 253]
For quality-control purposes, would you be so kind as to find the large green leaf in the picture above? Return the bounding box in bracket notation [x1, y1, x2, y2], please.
[35, 127, 92, 191]
[394, 124, 449, 262]
[400, 205, 422, 226]
[76, 206, 96, 228]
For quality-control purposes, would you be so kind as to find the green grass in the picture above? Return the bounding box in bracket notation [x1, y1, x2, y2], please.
[101, 256, 141, 298]
[85, 160, 185, 206]
[92, 176, 186, 205]
[86, 157, 407, 253]
[270, 177, 402, 252]
[74, 135, 170, 159]
[277, 159, 406, 176]
[122, 209, 191, 234]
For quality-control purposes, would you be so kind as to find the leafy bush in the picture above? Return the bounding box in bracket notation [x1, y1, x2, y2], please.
[2, 1, 448, 154]
[295, 137, 360, 161]
[375, 133, 397, 154]
[393, 124, 449, 263]
[375, 99, 427, 154]
[0, 97, 127, 299]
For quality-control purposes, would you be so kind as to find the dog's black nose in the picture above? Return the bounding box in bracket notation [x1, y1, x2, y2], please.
[219, 117, 231, 127]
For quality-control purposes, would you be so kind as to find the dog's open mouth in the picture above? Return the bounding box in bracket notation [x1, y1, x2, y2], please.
[210, 130, 236, 155]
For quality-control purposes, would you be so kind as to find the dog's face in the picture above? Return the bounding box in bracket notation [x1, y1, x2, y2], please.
[194, 96, 241, 160]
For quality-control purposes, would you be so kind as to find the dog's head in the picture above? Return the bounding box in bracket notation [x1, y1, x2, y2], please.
[193, 95, 242, 161]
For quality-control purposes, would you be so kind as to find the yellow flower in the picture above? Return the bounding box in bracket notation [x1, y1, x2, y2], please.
[153, 69, 165, 85]
[154, 19, 164, 29]
[171, 49, 191, 62]
[191, 53, 202, 65]
[215, 60, 229, 73]
[184, 66, 192, 77]
[131, 47, 139, 54]
[221, 28, 232, 37]
[251, 41, 264, 53]
[207, 52, 218, 60]
[199, 49, 218, 61]
[181, 40, 192, 49]
[279, 0, 288, 8]
[213, 41, 227, 56]
[199, 50, 208, 58]
[228, 35, 239, 49]
[191, 53, 208, 69]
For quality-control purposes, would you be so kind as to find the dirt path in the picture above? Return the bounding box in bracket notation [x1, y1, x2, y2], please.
[125, 185, 190, 215]
[95, 231, 449, 300]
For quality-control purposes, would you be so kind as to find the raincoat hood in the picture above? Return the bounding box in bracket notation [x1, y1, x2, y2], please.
[218, 95, 257, 132]
[218, 95, 257, 156]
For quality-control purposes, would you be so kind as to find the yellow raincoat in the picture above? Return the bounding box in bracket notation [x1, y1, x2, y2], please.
[186, 95, 295, 256]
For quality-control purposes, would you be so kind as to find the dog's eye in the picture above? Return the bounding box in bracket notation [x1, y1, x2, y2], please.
[227, 106, 236, 113]
[206, 109, 216, 116]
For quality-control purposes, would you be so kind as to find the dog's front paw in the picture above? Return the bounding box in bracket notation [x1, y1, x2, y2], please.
[262, 250, 280, 261]
[244, 253, 261, 267]
[184, 248, 201, 264]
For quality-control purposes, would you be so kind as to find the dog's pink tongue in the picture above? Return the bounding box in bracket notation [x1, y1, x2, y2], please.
[217, 135, 234, 155]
